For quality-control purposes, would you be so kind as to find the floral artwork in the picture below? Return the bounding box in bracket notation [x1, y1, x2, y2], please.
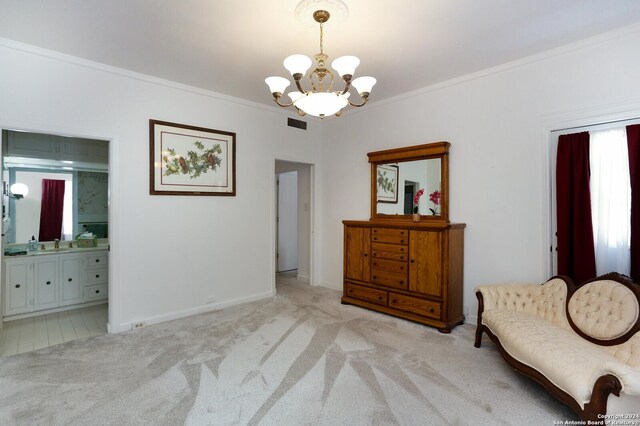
[150, 120, 236, 196]
[376, 164, 399, 203]
[429, 190, 441, 215]
[162, 141, 222, 179]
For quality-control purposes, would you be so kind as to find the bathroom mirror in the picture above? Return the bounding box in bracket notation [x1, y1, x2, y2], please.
[1, 130, 109, 244]
[369, 142, 449, 222]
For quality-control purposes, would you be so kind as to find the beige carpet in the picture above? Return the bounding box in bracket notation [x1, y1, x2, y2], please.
[0, 274, 575, 425]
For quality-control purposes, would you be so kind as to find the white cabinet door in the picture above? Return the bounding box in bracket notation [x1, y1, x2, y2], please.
[33, 258, 58, 311]
[58, 137, 94, 162]
[4, 259, 32, 316]
[93, 141, 109, 163]
[6, 132, 57, 159]
[59, 255, 82, 306]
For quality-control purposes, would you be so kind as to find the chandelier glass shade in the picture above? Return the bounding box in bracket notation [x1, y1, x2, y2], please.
[265, 4, 376, 118]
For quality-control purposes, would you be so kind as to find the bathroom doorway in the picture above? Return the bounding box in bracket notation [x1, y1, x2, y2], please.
[0, 129, 110, 356]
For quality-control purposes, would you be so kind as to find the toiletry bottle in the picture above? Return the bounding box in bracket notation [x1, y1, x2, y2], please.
[29, 235, 38, 252]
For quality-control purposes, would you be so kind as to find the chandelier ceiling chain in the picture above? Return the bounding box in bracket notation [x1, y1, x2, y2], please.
[265, 0, 376, 119]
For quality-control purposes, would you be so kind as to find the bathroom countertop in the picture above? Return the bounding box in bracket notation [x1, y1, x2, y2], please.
[4, 241, 109, 258]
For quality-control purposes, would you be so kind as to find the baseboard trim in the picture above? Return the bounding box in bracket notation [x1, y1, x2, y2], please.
[316, 281, 342, 291]
[115, 290, 274, 333]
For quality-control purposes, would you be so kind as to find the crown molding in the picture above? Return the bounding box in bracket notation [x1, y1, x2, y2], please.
[348, 21, 640, 117]
[0, 37, 297, 118]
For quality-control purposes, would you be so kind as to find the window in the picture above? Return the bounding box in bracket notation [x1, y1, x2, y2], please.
[589, 127, 631, 275]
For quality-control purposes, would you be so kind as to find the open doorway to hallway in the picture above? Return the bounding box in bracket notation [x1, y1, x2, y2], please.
[275, 160, 312, 290]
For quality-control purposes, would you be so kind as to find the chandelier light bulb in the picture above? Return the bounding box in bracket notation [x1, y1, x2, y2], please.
[351, 76, 377, 95]
[331, 56, 360, 77]
[294, 92, 349, 118]
[283, 54, 312, 76]
[265, 76, 290, 94]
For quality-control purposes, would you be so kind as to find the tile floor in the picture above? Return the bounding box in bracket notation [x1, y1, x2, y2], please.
[0, 303, 107, 356]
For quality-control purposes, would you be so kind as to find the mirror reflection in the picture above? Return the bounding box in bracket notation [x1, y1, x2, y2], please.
[2, 130, 109, 245]
[376, 158, 441, 216]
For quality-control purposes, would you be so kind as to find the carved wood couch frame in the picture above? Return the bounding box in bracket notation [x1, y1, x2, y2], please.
[475, 273, 640, 420]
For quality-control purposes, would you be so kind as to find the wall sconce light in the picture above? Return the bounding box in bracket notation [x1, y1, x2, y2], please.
[4, 182, 29, 200]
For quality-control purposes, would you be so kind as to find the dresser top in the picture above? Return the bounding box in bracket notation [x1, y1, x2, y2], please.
[343, 219, 466, 230]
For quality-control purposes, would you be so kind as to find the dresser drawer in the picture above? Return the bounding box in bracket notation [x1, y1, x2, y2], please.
[345, 283, 387, 306]
[371, 258, 407, 274]
[371, 228, 408, 245]
[371, 270, 407, 289]
[371, 243, 408, 260]
[84, 284, 108, 302]
[87, 269, 108, 285]
[389, 293, 441, 319]
[85, 253, 108, 269]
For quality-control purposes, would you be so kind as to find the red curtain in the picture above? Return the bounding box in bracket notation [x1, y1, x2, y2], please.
[556, 132, 596, 284]
[38, 179, 65, 242]
[627, 124, 640, 282]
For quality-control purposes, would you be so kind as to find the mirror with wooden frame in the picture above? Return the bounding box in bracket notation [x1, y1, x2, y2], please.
[369, 142, 449, 222]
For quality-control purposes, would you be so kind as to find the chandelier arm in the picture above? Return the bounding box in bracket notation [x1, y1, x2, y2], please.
[271, 93, 294, 107]
[340, 75, 352, 95]
[294, 77, 306, 93]
[347, 93, 370, 108]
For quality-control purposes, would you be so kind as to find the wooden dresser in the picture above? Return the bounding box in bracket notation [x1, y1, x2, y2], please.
[342, 220, 465, 332]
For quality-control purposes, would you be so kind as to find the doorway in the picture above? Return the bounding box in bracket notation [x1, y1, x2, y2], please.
[275, 160, 313, 289]
[0, 129, 110, 356]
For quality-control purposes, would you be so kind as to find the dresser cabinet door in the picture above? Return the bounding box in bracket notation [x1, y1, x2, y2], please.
[409, 230, 443, 297]
[345, 226, 371, 282]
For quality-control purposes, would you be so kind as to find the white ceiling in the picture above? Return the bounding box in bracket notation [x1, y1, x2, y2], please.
[1, 0, 640, 108]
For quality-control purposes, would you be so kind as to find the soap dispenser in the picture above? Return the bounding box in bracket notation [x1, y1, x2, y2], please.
[28, 235, 38, 252]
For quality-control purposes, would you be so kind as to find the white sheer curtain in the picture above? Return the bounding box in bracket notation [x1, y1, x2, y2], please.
[589, 128, 631, 275]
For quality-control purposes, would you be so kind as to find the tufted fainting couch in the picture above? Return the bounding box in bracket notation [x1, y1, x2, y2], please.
[474, 273, 640, 421]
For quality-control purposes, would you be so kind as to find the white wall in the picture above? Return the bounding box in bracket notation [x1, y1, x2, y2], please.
[0, 39, 323, 332]
[320, 25, 640, 323]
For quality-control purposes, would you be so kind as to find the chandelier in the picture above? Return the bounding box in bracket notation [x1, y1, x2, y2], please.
[265, 0, 376, 118]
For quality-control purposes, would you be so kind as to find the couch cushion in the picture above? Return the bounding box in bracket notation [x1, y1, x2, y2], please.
[483, 309, 640, 406]
[475, 278, 570, 329]
[568, 280, 639, 341]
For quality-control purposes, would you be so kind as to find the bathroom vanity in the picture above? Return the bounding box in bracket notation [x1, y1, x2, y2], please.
[3, 246, 108, 320]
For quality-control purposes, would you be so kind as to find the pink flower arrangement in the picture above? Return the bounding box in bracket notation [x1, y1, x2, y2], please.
[413, 188, 424, 214]
[429, 190, 441, 215]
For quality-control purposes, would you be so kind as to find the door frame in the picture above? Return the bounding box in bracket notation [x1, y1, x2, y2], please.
[271, 159, 315, 292]
[0, 123, 117, 332]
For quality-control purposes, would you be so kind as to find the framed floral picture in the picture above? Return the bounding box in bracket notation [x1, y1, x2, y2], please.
[149, 120, 236, 196]
[376, 164, 398, 203]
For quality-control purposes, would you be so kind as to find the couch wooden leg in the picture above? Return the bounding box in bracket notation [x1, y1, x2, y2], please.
[474, 291, 484, 348]
[474, 327, 483, 348]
